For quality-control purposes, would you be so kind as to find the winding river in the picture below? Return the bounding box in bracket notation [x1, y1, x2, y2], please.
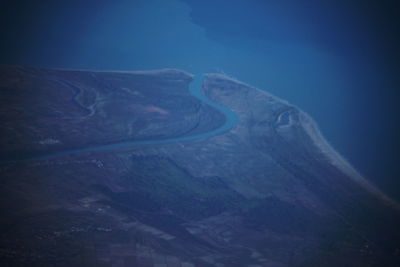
[2, 74, 238, 164]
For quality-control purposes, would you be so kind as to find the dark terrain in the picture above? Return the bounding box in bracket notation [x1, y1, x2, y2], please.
[0, 65, 399, 266]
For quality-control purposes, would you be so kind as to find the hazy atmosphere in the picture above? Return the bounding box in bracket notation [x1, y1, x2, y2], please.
[1, 0, 399, 199]
[1, 1, 400, 266]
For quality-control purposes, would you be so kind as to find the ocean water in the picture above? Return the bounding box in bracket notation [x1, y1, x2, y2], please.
[0, 0, 399, 198]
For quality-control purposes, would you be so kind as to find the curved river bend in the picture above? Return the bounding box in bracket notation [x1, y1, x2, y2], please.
[2, 75, 238, 164]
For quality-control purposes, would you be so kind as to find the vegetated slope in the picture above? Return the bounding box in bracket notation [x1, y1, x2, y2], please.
[0, 66, 399, 267]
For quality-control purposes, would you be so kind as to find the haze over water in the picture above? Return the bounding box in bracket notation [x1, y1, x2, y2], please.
[1, 0, 399, 199]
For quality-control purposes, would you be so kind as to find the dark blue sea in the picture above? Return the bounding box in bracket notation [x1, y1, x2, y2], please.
[1, 0, 399, 199]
